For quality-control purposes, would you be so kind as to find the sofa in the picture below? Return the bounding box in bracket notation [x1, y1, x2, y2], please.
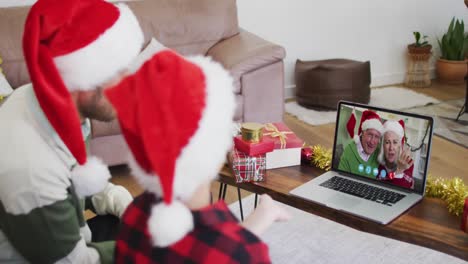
[0, 0, 286, 166]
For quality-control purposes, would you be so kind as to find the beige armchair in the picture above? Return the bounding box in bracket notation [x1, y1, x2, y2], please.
[0, 0, 286, 166]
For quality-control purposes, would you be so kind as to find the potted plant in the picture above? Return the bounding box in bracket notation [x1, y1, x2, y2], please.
[436, 17, 468, 84]
[408, 32, 432, 54]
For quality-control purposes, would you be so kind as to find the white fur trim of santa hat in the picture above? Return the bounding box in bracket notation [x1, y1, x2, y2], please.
[148, 201, 194, 247]
[354, 118, 384, 145]
[54, 4, 143, 91]
[382, 120, 404, 140]
[361, 118, 384, 135]
[71, 156, 111, 198]
[172, 55, 235, 202]
[127, 154, 162, 195]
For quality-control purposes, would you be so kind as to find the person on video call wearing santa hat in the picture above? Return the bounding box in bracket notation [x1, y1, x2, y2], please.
[105, 47, 291, 263]
[377, 120, 415, 189]
[0, 0, 144, 262]
[339, 110, 384, 178]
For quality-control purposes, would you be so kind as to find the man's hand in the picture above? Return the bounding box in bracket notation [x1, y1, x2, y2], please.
[91, 182, 133, 218]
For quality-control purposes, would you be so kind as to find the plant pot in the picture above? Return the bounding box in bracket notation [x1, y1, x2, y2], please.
[436, 59, 467, 84]
[407, 44, 432, 54]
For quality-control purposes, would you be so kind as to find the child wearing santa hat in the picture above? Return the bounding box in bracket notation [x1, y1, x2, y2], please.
[105, 48, 291, 263]
[339, 109, 384, 178]
[377, 120, 415, 189]
[0, 0, 143, 262]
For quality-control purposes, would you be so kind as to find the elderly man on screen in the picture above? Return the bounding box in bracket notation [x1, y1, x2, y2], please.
[338, 110, 384, 178]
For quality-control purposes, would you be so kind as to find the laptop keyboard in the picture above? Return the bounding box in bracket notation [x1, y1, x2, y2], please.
[319, 176, 406, 206]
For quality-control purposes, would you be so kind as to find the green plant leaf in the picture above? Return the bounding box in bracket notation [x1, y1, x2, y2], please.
[439, 17, 466, 60]
[414, 31, 421, 45]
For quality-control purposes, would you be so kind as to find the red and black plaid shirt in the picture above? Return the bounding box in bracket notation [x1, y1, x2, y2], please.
[115, 192, 271, 264]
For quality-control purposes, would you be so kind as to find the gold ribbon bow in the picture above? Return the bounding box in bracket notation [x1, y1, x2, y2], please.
[263, 123, 293, 149]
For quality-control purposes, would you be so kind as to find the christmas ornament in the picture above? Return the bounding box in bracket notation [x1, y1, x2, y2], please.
[301, 146, 313, 163]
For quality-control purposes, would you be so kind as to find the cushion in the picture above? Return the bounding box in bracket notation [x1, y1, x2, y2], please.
[295, 59, 371, 110]
[127, 0, 239, 56]
[127, 37, 167, 73]
[0, 6, 30, 88]
[0, 0, 239, 88]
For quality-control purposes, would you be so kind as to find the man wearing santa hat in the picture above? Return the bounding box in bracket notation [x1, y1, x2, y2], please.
[105, 46, 291, 262]
[0, 0, 143, 263]
[338, 110, 384, 178]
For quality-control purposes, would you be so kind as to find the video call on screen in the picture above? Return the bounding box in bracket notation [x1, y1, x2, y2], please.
[333, 105, 432, 193]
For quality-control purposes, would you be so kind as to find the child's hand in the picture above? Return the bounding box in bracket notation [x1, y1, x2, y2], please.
[256, 194, 291, 222]
[240, 194, 291, 236]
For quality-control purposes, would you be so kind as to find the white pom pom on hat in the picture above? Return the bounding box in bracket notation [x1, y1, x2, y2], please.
[148, 201, 194, 247]
[71, 156, 111, 198]
[105, 50, 235, 247]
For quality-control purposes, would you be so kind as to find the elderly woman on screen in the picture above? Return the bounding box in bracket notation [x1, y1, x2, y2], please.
[377, 120, 415, 189]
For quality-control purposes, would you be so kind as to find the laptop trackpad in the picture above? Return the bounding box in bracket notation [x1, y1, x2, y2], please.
[326, 194, 362, 209]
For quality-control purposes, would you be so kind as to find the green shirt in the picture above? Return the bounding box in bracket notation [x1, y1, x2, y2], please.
[338, 141, 380, 178]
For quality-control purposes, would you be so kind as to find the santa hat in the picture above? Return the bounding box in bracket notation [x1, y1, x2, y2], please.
[105, 49, 235, 247]
[346, 109, 384, 144]
[378, 120, 405, 165]
[22, 0, 144, 197]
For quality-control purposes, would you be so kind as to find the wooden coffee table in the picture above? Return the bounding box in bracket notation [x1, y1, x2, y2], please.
[218, 164, 468, 261]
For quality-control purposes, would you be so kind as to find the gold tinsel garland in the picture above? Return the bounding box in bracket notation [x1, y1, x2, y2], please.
[310, 145, 332, 171]
[306, 145, 468, 216]
[425, 176, 468, 216]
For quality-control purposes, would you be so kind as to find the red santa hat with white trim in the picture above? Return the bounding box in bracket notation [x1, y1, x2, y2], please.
[378, 120, 406, 165]
[22, 0, 144, 197]
[104, 49, 235, 247]
[346, 109, 384, 144]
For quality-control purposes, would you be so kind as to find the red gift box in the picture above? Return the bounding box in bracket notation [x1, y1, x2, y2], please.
[262, 123, 304, 149]
[461, 198, 468, 232]
[229, 148, 266, 183]
[233, 136, 275, 156]
[261, 123, 304, 169]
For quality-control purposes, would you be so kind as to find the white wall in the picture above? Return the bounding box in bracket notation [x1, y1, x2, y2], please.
[237, 0, 468, 97]
[3, 0, 466, 96]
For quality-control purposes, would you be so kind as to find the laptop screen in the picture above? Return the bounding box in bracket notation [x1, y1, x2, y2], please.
[332, 101, 434, 195]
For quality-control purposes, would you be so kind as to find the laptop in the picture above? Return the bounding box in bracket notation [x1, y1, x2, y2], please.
[290, 101, 434, 224]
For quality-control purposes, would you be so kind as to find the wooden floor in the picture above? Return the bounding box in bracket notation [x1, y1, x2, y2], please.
[109, 80, 467, 206]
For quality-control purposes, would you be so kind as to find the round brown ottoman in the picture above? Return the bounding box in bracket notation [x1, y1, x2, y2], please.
[295, 59, 371, 110]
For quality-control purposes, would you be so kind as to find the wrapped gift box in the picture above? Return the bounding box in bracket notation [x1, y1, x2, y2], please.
[462, 198, 468, 233]
[229, 148, 266, 183]
[262, 123, 304, 169]
[233, 136, 275, 156]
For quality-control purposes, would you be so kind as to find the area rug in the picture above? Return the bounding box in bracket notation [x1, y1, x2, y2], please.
[228, 195, 465, 264]
[285, 86, 440, 126]
[404, 99, 468, 148]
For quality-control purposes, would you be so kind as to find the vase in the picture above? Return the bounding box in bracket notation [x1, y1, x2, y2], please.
[436, 59, 467, 85]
